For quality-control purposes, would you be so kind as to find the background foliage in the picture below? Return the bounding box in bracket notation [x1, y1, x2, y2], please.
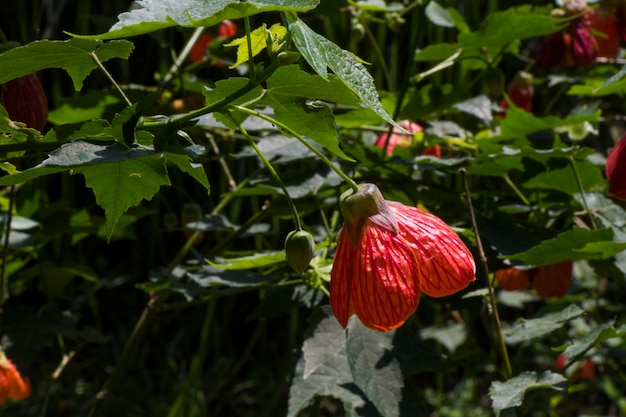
[1, 0, 626, 416]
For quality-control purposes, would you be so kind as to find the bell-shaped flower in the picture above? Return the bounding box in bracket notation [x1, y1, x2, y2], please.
[606, 133, 626, 200]
[375, 121, 440, 158]
[0, 352, 30, 404]
[495, 261, 572, 298]
[330, 184, 476, 331]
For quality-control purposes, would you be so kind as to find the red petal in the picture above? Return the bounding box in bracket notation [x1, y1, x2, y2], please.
[495, 267, 534, 291]
[330, 225, 421, 331]
[388, 203, 476, 297]
[606, 133, 626, 200]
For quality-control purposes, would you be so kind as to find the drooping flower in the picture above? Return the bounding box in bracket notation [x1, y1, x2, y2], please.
[0, 73, 48, 131]
[586, 6, 620, 58]
[0, 352, 30, 404]
[375, 120, 441, 158]
[535, 1, 598, 68]
[499, 71, 534, 113]
[606, 133, 626, 199]
[330, 183, 476, 331]
[495, 261, 573, 298]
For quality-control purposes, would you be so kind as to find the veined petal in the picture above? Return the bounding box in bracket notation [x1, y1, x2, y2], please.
[389, 203, 476, 297]
[350, 224, 421, 331]
[330, 229, 358, 328]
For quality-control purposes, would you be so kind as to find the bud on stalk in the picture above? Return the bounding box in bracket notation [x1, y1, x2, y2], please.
[284, 230, 315, 273]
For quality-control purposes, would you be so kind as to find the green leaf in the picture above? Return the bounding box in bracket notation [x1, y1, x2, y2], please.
[75, 0, 319, 40]
[489, 371, 567, 416]
[420, 322, 467, 353]
[47, 92, 122, 125]
[504, 227, 615, 266]
[163, 152, 210, 193]
[563, 321, 626, 362]
[414, 43, 461, 62]
[74, 152, 170, 241]
[458, 6, 566, 50]
[496, 105, 601, 141]
[202, 77, 264, 127]
[503, 305, 585, 345]
[346, 318, 403, 417]
[522, 159, 604, 195]
[187, 265, 270, 289]
[425, 1, 455, 28]
[288, 307, 367, 417]
[288, 16, 403, 131]
[208, 250, 287, 270]
[226, 23, 286, 68]
[0, 39, 134, 90]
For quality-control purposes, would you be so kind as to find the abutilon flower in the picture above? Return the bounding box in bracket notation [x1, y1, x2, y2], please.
[0, 73, 48, 131]
[499, 71, 534, 113]
[375, 120, 441, 158]
[495, 261, 573, 298]
[330, 184, 476, 331]
[606, 133, 626, 199]
[535, 1, 598, 68]
[189, 20, 238, 63]
[586, 7, 620, 58]
[0, 352, 30, 404]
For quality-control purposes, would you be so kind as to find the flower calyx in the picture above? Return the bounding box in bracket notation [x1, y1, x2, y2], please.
[339, 183, 398, 245]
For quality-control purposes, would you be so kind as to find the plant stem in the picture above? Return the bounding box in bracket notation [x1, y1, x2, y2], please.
[244, 16, 256, 80]
[503, 173, 531, 206]
[232, 105, 360, 193]
[0, 185, 15, 318]
[91, 51, 132, 107]
[227, 112, 303, 231]
[569, 155, 599, 230]
[460, 168, 513, 380]
[159, 26, 205, 88]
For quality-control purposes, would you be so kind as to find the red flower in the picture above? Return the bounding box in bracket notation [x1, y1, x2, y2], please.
[586, 7, 620, 58]
[0, 74, 48, 131]
[499, 71, 534, 113]
[606, 133, 626, 199]
[330, 184, 476, 331]
[533, 261, 573, 298]
[218, 20, 237, 38]
[495, 266, 532, 291]
[496, 261, 572, 298]
[375, 120, 440, 157]
[0, 353, 30, 404]
[568, 18, 599, 66]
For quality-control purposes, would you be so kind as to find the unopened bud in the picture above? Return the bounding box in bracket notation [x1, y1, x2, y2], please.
[285, 230, 315, 273]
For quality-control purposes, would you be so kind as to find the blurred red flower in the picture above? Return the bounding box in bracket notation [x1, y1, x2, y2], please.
[586, 7, 620, 58]
[0, 353, 30, 404]
[606, 133, 626, 199]
[499, 71, 534, 113]
[189, 20, 238, 63]
[375, 120, 441, 157]
[496, 261, 572, 298]
[330, 183, 476, 331]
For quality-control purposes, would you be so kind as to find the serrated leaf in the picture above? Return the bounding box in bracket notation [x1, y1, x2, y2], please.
[425, 1, 455, 28]
[163, 152, 210, 193]
[504, 227, 615, 266]
[563, 320, 626, 362]
[288, 16, 403, 131]
[288, 307, 368, 417]
[74, 154, 170, 241]
[503, 305, 585, 345]
[226, 23, 286, 68]
[76, 0, 319, 40]
[346, 318, 403, 417]
[490, 371, 567, 416]
[0, 39, 134, 90]
[459, 6, 566, 50]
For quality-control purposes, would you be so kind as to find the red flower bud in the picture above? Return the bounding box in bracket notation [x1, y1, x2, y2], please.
[285, 230, 315, 273]
[330, 183, 476, 331]
[0, 73, 48, 131]
[606, 133, 626, 199]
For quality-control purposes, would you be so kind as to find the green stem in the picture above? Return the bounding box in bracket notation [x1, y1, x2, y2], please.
[226, 112, 302, 231]
[569, 156, 599, 230]
[232, 105, 360, 193]
[0, 185, 15, 319]
[91, 51, 132, 107]
[159, 26, 205, 88]
[460, 168, 512, 379]
[139, 61, 278, 129]
[243, 16, 256, 81]
[503, 174, 531, 207]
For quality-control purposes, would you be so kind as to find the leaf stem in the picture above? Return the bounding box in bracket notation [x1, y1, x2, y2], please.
[91, 51, 132, 107]
[226, 112, 302, 231]
[460, 168, 513, 380]
[232, 105, 360, 193]
[503, 173, 531, 206]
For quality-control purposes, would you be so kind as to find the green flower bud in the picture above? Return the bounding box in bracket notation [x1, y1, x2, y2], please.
[285, 230, 315, 274]
[277, 51, 301, 66]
